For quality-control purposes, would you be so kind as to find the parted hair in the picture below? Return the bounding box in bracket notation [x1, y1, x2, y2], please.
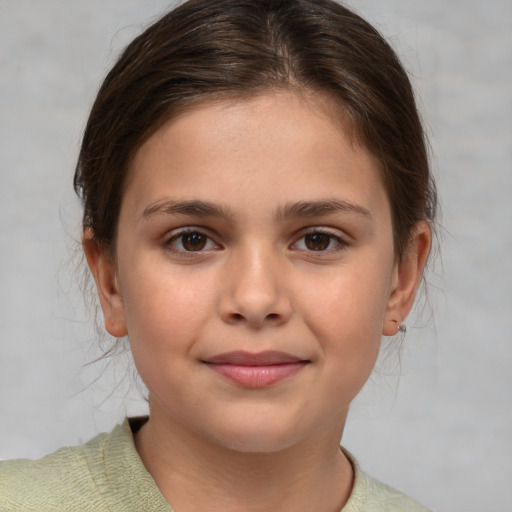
[74, 0, 436, 259]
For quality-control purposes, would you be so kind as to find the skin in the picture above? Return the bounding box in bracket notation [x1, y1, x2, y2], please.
[84, 90, 431, 512]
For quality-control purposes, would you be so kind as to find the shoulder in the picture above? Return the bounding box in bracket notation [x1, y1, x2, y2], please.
[342, 450, 432, 512]
[0, 418, 172, 512]
[0, 417, 172, 511]
[0, 426, 115, 511]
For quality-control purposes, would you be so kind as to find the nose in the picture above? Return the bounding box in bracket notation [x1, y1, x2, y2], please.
[218, 244, 292, 329]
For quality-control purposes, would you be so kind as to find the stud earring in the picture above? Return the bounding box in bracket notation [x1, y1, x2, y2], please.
[392, 319, 406, 335]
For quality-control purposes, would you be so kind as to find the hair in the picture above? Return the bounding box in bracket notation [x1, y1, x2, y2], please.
[74, 0, 437, 260]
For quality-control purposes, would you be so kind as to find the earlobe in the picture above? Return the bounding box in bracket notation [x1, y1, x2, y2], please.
[382, 221, 432, 336]
[82, 229, 128, 338]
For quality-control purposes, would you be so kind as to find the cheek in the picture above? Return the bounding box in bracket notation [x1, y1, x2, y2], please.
[119, 279, 198, 401]
[301, 264, 392, 336]
[298, 264, 392, 393]
[117, 257, 217, 360]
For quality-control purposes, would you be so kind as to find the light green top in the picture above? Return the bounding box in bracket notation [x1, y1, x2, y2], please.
[0, 418, 431, 511]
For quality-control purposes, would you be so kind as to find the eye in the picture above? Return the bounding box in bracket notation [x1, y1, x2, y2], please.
[167, 230, 218, 252]
[292, 230, 346, 252]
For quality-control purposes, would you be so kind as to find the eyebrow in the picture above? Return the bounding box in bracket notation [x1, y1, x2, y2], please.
[141, 198, 371, 222]
[275, 199, 371, 221]
[141, 199, 234, 220]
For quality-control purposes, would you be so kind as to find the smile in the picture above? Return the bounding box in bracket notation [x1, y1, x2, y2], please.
[203, 351, 310, 388]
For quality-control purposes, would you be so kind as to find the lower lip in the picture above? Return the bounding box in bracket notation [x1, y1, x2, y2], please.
[206, 362, 307, 388]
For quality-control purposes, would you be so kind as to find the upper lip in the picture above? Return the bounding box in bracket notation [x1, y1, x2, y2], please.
[203, 350, 307, 366]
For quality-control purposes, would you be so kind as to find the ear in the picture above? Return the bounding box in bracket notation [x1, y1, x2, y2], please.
[382, 221, 432, 336]
[82, 229, 128, 338]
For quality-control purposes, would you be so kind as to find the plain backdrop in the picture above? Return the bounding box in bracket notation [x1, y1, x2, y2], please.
[1, 1, 511, 511]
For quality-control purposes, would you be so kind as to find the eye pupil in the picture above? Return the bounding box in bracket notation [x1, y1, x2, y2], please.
[305, 233, 330, 251]
[182, 232, 207, 251]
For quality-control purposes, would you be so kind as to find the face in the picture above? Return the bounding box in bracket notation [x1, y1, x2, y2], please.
[87, 91, 427, 453]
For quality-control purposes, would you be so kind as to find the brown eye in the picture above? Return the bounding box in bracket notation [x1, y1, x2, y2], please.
[167, 229, 219, 255]
[181, 232, 207, 251]
[304, 233, 332, 251]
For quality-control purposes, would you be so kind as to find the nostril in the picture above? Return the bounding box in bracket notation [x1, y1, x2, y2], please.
[266, 313, 279, 320]
[232, 313, 244, 321]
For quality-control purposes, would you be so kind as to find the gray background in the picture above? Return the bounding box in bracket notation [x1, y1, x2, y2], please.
[1, 1, 511, 511]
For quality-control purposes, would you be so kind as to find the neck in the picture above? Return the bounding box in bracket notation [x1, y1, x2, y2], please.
[134, 406, 353, 512]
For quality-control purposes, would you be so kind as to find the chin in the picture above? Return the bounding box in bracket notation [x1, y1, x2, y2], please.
[203, 416, 309, 454]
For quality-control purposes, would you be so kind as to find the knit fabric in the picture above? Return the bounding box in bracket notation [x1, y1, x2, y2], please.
[0, 418, 430, 511]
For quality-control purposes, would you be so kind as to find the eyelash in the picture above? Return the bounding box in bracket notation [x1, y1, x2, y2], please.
[164, 227, 349, 256]
[165, 228, 220, 255]
[291, 228, 349, 254]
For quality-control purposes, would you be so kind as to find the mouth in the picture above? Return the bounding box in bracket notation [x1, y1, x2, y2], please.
[202, 351, 310, 388]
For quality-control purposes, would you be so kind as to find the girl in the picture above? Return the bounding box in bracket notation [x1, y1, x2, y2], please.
[1, 0, 436, 510]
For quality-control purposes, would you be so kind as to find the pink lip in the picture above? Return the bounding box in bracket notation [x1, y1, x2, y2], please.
[203, 351, 309, 388]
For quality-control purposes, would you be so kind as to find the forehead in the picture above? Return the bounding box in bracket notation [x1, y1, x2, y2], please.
[123, 90, 389, 222]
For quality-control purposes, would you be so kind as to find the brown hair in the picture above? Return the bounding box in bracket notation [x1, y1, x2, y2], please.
[74, 0, 436, 259]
